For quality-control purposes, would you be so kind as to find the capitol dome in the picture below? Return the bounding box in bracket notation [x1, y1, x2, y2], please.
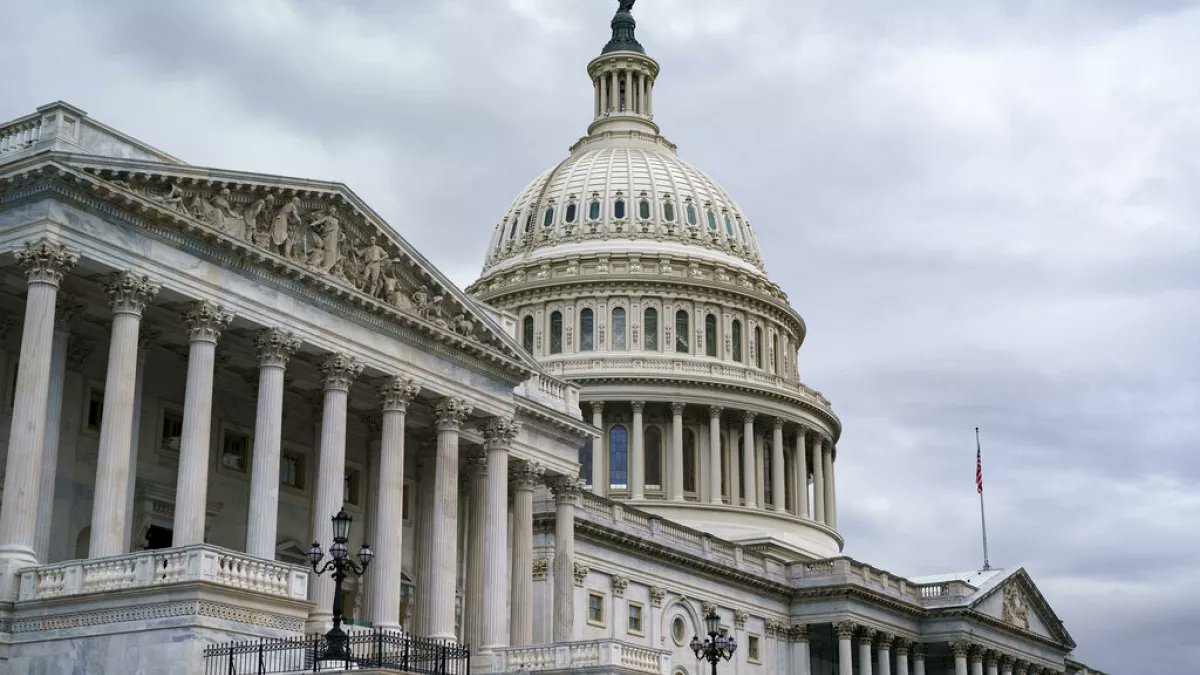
[470, 3, 843, 559]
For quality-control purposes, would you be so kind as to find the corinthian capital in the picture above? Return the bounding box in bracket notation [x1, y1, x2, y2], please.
[669, 401, 685, 415]
[16, 237, 79, 286]
[379, 375, 420, 412]
[434, 397, 473, 430]
[182, 300, 233, 343]
[630, 400, 645, 414]
[256, 328, 301, 368]
[548, 474, 583, 503]
[743, 410, 757, 424]
[708, 405, 724, 418]
[950, 641, 972, 658]
[509, 459, 544, 490]
[481, 417, 520, 449]
[319, 352, 363, 391]
[834, 621, 856, 640]
[104, 270, 160, 315]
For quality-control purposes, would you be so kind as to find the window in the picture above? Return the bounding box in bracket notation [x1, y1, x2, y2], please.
[614, 199, 626, 220]
[675, 310, 689, 353]
[281, 450, 306, 490]
[525, 212, 535, 232]
[705, 313, 718, 357]
[643, 308, 659, 350]
[160, 407, 183, 453]
[724, 212, 735, 237]
[220, 428, 251, 473]
[522, 316, 534, 354]
[747, 635, 761, 663]
[627, 602, 644, 635]
[754, 326, 764, 368]
[772, 333, 780, 372]
[550, 311, 563, 354]
[507, 217, 517, 240]
[671, 616, 687, 645]
[686, 203, 698, 226]
[85, 385, 105, 433]
[663, 200, 676, 223]
[579, 308, 595, 351]
[645, 426, 663, 490]
[638, 198, 651, 220]
[611, 307, 627, 350]
[587, 593, 606, 625]
[565, 202, 578, 223]
[344, 468, 362, 506]
[589, 199, 601, 220]
[731, 320, 743, 362]
[609, 425, 628, 490]
[683, 429, 697, 493]
[706, 208, 718, 231]
[579, 439, 593, 486]
[543, 206, 554, 228]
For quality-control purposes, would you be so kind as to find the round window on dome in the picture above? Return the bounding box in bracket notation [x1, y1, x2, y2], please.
[663, 200, 676, 223]
[639, 199, 651, 220]
[543, 206, 554, 228]
[565, 202, 577, 224]
[614, 199, 626, 220]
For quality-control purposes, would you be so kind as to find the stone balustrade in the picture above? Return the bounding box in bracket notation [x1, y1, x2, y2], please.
[497, 639, 669, 673]
[794, 556, 977, 607]
[515, 373, 582, 418]
[0, 115, 42, 155]
[17, 544, 309, 602]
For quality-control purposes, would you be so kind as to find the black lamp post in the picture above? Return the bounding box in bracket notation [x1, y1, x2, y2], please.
[690, 608, 736, 674]
[308, 509, 374, 663]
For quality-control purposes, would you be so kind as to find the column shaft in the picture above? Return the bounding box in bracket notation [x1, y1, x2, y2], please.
[741, 414, 757, 508]
[368, 376, 417, 630]
[591, 403, 606, 496]
[879, 646, 892, 675]
[771, 421, 785, 511]
[509, 462, 539, 645]
[669, 402, 684, 500]
[413, 454, 436, 636]
[860, 640, 874, 675]
[914, 653, 926, 675]
[826, 443, 838, 528]
[708, 407, 723, 504]
[897, 651, 910, 675]
[429, 398, 471, 640]
[624, 70, 633, 111]
[481, 420, 516, 650]
[796, 430, 809, 518]
[463, 455, 488, 648]
[838, 635, 854, 675]
[956, 656, 969, 675]
[33, 325, 70, 561]
[812, 436, 826, 523]
[630, 402, 645, 499]
[245, 330, 296, 558]
[971, 658, 984, 675]
[551, 477, 579, 642]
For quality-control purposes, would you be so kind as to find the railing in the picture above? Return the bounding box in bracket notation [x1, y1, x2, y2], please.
[515, 373, 582, 418]
[497, 639, 665, 673]
[0, 115, 41, 155]
[794, 556, 979, 607]
[202, 630, 469, 675]
[18, 544, 308, 602]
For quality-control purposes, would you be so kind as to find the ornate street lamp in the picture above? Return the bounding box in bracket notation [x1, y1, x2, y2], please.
[309, 509, 375, 663]
[690, 608, 736, 674]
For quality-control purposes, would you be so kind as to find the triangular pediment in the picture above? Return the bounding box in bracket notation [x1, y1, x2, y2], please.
[971, 568, 1075, 649]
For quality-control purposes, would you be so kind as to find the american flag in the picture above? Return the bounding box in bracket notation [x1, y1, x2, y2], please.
[975, 428, 984, 494]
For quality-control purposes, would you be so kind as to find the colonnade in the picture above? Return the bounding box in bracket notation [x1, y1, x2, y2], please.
[587, 400, 837, 528]
[825, 623, 1063, 675]
[594, 66, 654, 119]
[0, 237, 579, 652]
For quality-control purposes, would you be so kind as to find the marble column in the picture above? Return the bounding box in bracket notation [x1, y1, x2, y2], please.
[669, 402, 685, 500]
[609, 71, 619, 114]
[34, 297, 83, 561]
[89, 270, 158, 559]
[912, 644, 927, 675]
[412, 449, 436, 636]
[986, 652, 1000, 675]
[741, 412, 757, 508]
[463, 452, 488, 649]
[0, 239, 78, 587]
[549, 475, 580, 643]
[624, 69, 633, 112]
[429, 397, 471, 640]
[877, 633, 893, 675]
[791, 625, 811, 675]
[591, 402, 606, 497]
[795, 427, 809, 518]
[122, 327, 159, 552]
[630, 401, 645, 499]
[970, 647, 985, 675]
[708, 406, 723, 504]
[599, 74, 608, 113]
[894, 639, 911, 675]
[826, 441, 838, 528]
[835, 622, 855, 675]
[172, 300, 233, 546]
[812, 435, 826, 524]
[245, 329, 300, 558]
[771, 418, 785, 511]
[509, 460, 541, 645]
[369, 376, 419, 630]
[481, 419, 518, 650]
[858, 627, 876, 675]
[951, 642, 971, 675]
[308, 353, 363, 629]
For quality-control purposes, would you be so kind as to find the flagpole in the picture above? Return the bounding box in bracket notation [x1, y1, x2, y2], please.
[977, 427, 991, 571]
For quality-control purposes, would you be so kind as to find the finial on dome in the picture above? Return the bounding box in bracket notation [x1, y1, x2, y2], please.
[603, 0, 645, 54]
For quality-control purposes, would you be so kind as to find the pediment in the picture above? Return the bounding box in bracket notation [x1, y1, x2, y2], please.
[971, 568, 1075, 649]
[0, 155, 539, 380]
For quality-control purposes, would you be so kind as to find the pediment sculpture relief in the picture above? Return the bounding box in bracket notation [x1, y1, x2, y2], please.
[1002, 583, 1030, 630]
[99, 174, 490, 344]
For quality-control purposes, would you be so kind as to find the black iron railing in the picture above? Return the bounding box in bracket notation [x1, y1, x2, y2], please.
[202, 629, 470, 674]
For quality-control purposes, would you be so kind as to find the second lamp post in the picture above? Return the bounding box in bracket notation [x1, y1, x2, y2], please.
[308, 509, 375, 664]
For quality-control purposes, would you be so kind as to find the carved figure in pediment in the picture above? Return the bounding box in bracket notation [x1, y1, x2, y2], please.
[361, 236, 389, 297]
[412, 286, 431, 318]
[304, 230, 326, 268]
[242, 197, 270, 244]
[308, 208, 344, 273]
[382, 269, 411, 309]
[429, 295, 448, 329]
[452, 313, 475, 338]
[1002, 584, 1030, 630]
[154, 182, 192, 216]
[271, 197, 302, 258]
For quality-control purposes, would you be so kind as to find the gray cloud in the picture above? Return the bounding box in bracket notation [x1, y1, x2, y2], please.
[4, 1, 1197, 671]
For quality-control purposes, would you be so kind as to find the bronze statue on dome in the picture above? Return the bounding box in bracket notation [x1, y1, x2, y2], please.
[618, 0, 635, 12]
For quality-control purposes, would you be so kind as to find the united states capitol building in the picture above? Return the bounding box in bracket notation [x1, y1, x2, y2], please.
[0, 5, 1106, 675]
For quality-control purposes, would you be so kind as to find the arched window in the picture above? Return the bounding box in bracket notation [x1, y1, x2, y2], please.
[724, 212, 735, 237]
[704, 313, 718, 357]
[565, 201, 578, 223]
[549, 311, 563, 355]
[580, 308, 595, 351]
[643, 308, 659, 350]
[525, 212, 535, 232]
[508, 217, 518, 240]
[522, 316, 534, 354]
[772, 332, 780, 373]
[754, 326, 763, 368]
[614, 199, 626, 220]
[731, 319, 743, 362]
[579, 438, 593, 486]
[686, 202, 698, 226]
[638, 198, 651, 220]
[663, 200, 676, 223]
[706, 208, 718, 231]
[683, 429, 697, 493]
[589, 199, 601, 220]
[645, 426, 663, 491]
[609, 425, 628, 490]
[675, 310, 689, 353]
[543, 206, 554, 228]
[611, 308, 627, 350]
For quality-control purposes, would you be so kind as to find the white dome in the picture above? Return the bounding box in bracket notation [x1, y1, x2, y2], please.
[482, 137, 766, 276]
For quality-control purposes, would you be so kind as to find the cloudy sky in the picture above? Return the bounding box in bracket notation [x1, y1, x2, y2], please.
[4, 0, 1197, 671]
